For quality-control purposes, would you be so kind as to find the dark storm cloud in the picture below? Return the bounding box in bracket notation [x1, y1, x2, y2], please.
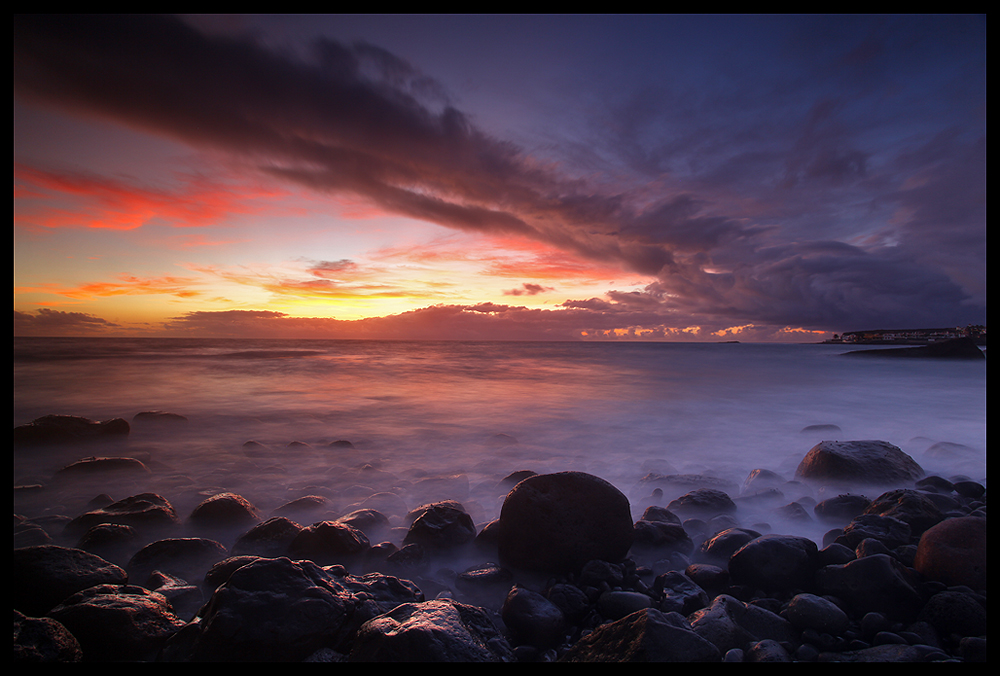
[14, 309, 121, 335]
[14, 14, 986, 332]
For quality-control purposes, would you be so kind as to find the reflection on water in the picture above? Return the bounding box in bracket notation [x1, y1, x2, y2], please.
[14, 338, 986, 545]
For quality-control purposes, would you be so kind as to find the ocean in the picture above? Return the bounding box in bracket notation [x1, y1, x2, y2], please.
[13, 338, 987, 546]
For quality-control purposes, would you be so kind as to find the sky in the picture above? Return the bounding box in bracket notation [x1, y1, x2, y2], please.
[13, 14, 987, 341]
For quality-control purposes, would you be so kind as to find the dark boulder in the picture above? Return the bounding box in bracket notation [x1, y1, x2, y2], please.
[913, 516, 986, 591]
[287, 521, 370, 567]
[46, 584, 186, 661]
[560, 608, 721, 662]
[697, 527, 762, 566]
[13, 610, 83, 662]
[862, 489, 945, 538]
[54, 456, 150, 479]
[728, 534, 819, 593]
[813, 494, 872, 524]
[231, 516, 303, 558]
[13, 545, 127, 617]
[815, 553, 924, 621]
[402, 502, 476, 551]
[837, 514, 912, 550]
[14, 414, 130, 447]
[501, 584, 567, 648]
[161, 557, 363, 662]
[349, 598, 514, 662]
[189, 493, 262, 532]
[795, 440, 924, 486]
[667, 488, 737, 519]
[497, 471, 634, 574]
[653, 570, 710, 616]
[64, 492, 179, 538]
[126, 537, 229, 588]
[687, 594, 797, 654]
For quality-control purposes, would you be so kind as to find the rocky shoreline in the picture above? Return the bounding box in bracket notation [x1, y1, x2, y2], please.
[14, 415, 987, 662]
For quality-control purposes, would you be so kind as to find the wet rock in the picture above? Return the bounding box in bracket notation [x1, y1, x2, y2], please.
[653, 570, 710, 616]
[47, 584, 186, 662]
[563, 608, 721, 662]
[13, 545, 127, 617]
[64, 492, 180, 537]
[863, 489, 945, 538]
[189, 492, 262, 532]
[231, 516, 303, 558]
[126, 537, 229, 587]
[598, 590, 653, 621]
[497, 471, 634, 574]
[287, 521, 371, 567]
[54, 456, 150, 479]
[667, 488, 737, 519]
[272, 495, 332, 521]
[161, 557, 363, 662]
[74, 522, 142, 567]
[781, 592, 850, 635]
[697, 527, 762, 566]
[402, 501, 477, 551]
[795, 440, 924, 486]
[913, 516, 986, 591]
[687, 594, 796, 654]
[132, 411, 188, 424]
[631, 520, 694, 559]
[349, 598, 514, 662]
[815, 553, 924, 622]
[741, 468, 787, 494]
[746, 638, 792, 662]
[501, 584, 567, 648]
[728, 534, 819, 593]
[14, 414, 130, 447]
[837, 514, 912, 550]
[813, 494, 873, 524]
[13, 610, 83, 662]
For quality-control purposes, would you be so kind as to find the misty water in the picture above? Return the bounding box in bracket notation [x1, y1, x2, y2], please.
[13, 338, 987, 550]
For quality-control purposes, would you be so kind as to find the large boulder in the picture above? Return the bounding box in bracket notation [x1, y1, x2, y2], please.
[13, 610, 83, 662]
[795, 440, 924, 486]
[497, 471, 634, 574]
[560, 608, 721, 662]
[402, 502, 477, 551]
[13, 545, 127, 617]
[814, 553, 924, 622]
[46, 584, 186, 662]
[63, 493, 179, 538]
[188, 493, 262, 532]
[14, 414, 130, 447]
[286, 521, 370, 567]
[349, 598, 514, 662]
[126, 537, 229, 587]
[161, 557, 363, 662]
[913, 516, 987, 591]
[728, 534, 819, 594]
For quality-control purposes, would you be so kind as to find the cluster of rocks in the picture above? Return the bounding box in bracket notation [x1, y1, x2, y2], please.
[14, 420, 987, 662]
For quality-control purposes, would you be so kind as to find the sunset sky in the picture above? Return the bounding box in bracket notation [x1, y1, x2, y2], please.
[14, 14, 986, 341]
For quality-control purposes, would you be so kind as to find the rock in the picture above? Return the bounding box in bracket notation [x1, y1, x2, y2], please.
[74, 522, 142, 567]
[728, 534, 819, 594]
[402, 501, 477, 551]
[161, 557, 363, 662]
[14, 414, 130, 446]
[843, 336, 985, 360]
[837, 514, 912, 550]
[697, 527, 762, 566]
[13, 545, 127, 617]
[631, 520, 694, 559]
[814, 494, 872, 524]
[598, 590, 653, 621]
[653, 570, 710, 616]
[795, 440, 924, 486]
[496, 471, 634, 574]
[287, 521, 371, 567]
[132, 411, 188, 424]
[633, 473, 739, 502]
[667, 488, 737, 518]
[687, 594, 796, 654]
[862, 489, 945, 538]
[815, 553, 924, 622]
[560, 608, 721, 662]
[336, 509, 392, 542]
[501, 584, 567, 648]
[231, 516, 304, 558]
[13, 610, 83, 662]
[272, 495, 332, 521]
[189, 492, 262, 532]
[741, 468, 787, 494]
[913, 516, 987, 591]
[54, 456, 150, 479]
[781, 593, 850, 635]
[349, 598, 514, 662]
[126, 537, 229, 587]
[47, 584, 186, 661]
[64, 492, 180, 538]
[746, 638, 792, 662]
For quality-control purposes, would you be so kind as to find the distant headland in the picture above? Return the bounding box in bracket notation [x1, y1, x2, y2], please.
[823, 325, 986, 346]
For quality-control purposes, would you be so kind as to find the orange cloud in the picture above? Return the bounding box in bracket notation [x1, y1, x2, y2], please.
[16, 273, 204, 300]
[14, 162, 292, 231]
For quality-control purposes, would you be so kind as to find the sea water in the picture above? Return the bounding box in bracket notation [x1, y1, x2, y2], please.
[13, 338, 986, 545]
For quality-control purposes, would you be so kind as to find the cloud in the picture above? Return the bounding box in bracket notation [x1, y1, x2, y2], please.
[503, 283, 553, 296]
[14, 15, 986, 333]
[14, 308, 121, 335]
